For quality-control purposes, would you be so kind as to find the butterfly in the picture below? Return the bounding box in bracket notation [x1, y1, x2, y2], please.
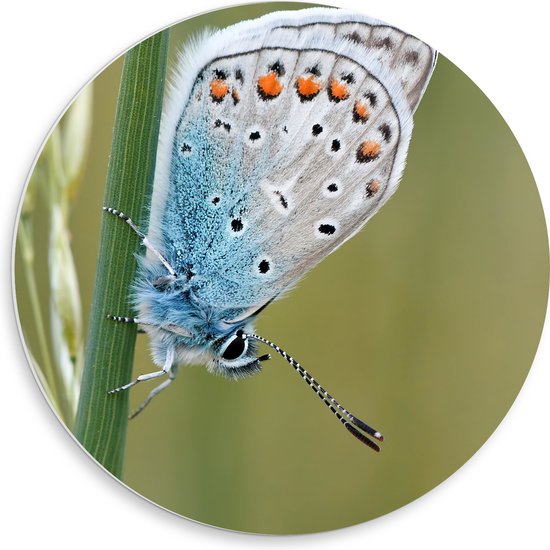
[105, 7, 437, 452]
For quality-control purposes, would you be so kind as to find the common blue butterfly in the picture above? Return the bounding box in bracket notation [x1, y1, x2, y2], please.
[106, 7, 436, 452]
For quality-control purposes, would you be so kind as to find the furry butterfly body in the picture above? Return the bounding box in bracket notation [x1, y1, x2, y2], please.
[107, 7, 436, 449]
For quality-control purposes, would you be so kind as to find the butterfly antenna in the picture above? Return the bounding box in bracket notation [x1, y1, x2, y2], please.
[245, 333, 383, 452]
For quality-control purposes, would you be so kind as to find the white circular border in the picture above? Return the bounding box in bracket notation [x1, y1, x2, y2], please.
[3, 1, 549, 548]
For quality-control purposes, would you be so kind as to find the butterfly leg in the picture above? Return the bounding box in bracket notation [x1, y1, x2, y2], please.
[107, 314, 140, 324]
[108, 347, 175, 395]
[107, 314, 147, 333]
[103, 206, 176, 278]
[129, 366, 178, 419]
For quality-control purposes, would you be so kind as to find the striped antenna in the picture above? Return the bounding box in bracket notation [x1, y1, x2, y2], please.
[246, 333, 383, 452]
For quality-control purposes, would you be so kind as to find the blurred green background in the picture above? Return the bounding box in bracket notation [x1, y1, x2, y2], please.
[15, 2, 549, 535]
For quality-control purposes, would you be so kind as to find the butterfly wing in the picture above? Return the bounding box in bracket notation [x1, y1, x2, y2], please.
[149, 8, 436, 311]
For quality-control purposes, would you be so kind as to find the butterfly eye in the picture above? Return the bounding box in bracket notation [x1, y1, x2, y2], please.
[221, 331, 248, 361]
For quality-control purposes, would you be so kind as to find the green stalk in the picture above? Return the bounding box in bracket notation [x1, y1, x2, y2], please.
[74, 31, 169, 477]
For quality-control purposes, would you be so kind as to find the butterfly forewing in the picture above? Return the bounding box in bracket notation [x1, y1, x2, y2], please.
[155, 9, 436, 310]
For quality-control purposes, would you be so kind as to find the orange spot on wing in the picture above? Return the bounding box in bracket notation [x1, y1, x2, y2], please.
[329, 79, 350, 101]
[296, 75, 321, 99]
[366, 179, 380, 197]
[353, 100, 369, 122]
[210, 79, 229, 101]
[257, 71, 283, 98]
[357, 141, 381, 162]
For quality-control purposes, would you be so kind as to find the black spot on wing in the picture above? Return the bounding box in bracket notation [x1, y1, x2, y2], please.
[231, 218, 244, 232]
[274, 191, 288, 209]
[404, 50, 420, 65]
[318, 223, 336, 235]
[378, 123, 391, 142]
[269, 61, 285, 76]
[214, 119, 231, 132]
[306, 65, 321, 76]
[372, 36, 394, 50]
[366, 91, 377, 108]
[341, 73, 355, 84]
[345, 31, 363, 44]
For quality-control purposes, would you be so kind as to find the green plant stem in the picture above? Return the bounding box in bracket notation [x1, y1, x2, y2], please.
[74, 31, 169, 477]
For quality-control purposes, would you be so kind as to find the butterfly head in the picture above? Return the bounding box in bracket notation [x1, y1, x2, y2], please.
[142, 319, 267, 379]
[210, 328, 270, 379]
